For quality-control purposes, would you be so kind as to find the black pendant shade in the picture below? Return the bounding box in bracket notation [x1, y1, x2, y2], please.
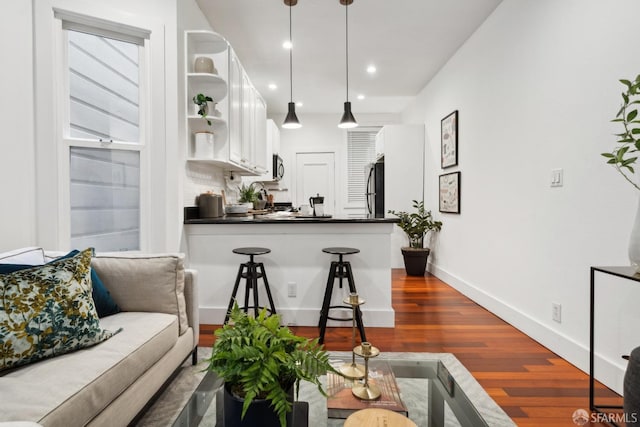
[282, 0, 301, 129]
[338, 0, 357, 128]
[283, 102, 302, 129]
[338, 102, 357, 129]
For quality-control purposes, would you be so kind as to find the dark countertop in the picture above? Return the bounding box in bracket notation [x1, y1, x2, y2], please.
[184, 215, 399, 224]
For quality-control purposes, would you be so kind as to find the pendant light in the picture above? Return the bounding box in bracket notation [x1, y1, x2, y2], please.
[338, 0, 357, 129]
[282, 0, 302, 129]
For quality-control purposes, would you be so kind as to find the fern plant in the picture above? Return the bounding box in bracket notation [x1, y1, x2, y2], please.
[207, 305, 335, 427]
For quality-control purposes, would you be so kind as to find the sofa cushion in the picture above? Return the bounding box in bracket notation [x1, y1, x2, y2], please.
[92, 254, 189, 334]
[0, 251, 121, 318]
[0, 247, 45, 265]
[0, 312, 179, 425]
[0, 248, 116, 372]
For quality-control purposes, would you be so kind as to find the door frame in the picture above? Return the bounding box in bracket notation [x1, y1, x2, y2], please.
[292, 149, 339, 212]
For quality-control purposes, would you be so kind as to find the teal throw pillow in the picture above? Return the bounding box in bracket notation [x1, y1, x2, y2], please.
[0, 248, 118, 372]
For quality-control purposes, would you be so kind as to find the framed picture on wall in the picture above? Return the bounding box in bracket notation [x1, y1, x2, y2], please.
[439, 171, 460, 214]
[441, 110, 458, 168]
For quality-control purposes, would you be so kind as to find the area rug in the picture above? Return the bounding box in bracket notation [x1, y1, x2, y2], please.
[135, 350, 515, 427]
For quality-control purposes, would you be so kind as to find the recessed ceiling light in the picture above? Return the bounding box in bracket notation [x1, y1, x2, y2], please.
[296, 102, 303, 107]
[268, 83, 278, 90]
[357, 94, 365, 100]
[366, 65, 377, 74]
[282, 40, 293, 49]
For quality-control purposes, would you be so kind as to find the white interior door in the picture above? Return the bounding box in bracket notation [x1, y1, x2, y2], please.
[295, 152, 335, 215]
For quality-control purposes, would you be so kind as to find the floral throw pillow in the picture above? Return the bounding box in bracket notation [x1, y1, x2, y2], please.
[0, 248, 117, 372]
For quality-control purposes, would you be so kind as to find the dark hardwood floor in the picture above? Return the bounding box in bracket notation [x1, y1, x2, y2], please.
[199, 269, 621, 426]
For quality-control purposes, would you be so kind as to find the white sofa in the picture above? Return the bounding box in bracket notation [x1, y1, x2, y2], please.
[0, 251, 199, 427]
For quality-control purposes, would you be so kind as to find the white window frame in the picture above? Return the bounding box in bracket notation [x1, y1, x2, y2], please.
[54, 17, 149, 251]
[34, 1, 166, 252]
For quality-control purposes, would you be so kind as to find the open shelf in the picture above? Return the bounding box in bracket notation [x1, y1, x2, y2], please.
[187, 73, 227, 102]
[186, 31, 228, 55]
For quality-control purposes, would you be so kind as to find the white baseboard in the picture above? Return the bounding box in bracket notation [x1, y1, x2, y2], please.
[428, 262, 625, 395]
[199, 307, 395, 328]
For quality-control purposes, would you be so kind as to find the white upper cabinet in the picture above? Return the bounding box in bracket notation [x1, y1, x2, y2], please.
[228, 49, 242, 164]
[184, 30, 268, 175]
[253, 95, 268, 174]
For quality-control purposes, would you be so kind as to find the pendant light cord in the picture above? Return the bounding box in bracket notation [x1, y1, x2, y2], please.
[289, 2, 294, 103]
[345, 2, 349, 102]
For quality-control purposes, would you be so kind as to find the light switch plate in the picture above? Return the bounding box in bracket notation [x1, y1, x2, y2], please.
[551, 168, 563, 187]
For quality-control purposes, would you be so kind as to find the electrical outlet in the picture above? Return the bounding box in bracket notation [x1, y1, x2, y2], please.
[552, 303, 562, 323]
[287, 282, 297, 298]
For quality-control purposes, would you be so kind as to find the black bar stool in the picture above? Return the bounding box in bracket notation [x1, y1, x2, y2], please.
[318, 247, 366, 344]
[224, 247, 276, 324]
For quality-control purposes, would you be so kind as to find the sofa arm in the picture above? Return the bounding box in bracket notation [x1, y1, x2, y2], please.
[91, 253, 189, 335]
[184, 269, 199, 349]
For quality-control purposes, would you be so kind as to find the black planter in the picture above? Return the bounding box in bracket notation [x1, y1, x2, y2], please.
[223, 383, 293, 427]
[401, 247, 431, 276]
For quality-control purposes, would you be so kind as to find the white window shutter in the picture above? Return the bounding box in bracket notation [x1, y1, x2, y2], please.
[347, 127, 379, 204]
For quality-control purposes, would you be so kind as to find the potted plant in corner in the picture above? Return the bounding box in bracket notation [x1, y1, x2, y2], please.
[389, 200, 443, 276]
[207, 305, 336, 427]
[193, 93, 214, 126]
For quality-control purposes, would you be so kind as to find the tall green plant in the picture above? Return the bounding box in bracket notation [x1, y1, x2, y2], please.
[389, 200, 442, 248]
[601, 75, 640, 191]
[207, 305, 335, 427]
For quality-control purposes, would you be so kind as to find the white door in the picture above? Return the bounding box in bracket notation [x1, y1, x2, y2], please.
[295, 152, 335, 215]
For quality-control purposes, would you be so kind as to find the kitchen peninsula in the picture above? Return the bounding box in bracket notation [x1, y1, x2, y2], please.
[184, 214, 398, 328]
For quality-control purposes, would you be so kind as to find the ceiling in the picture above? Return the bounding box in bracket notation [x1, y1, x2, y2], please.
[196, 0, 502, 116]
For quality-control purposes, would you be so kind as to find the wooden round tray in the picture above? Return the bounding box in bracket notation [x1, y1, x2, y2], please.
[344, 408, 417, 427]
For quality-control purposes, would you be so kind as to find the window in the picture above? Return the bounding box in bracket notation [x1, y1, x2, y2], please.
[346, 127, 380, 204]
[60, 20, 147, 251]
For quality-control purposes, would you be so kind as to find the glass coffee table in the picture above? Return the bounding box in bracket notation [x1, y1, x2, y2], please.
[172, 352, 515, 427]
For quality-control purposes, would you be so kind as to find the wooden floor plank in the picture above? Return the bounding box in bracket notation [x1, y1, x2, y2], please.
[198, 269, 621, 426]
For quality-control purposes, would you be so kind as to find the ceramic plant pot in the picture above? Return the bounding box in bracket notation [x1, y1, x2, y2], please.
[401, 247, 431, 276]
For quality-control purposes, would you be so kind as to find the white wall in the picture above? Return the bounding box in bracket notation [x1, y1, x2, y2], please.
[0, 1, 36, 251]
[270, 113, 401, 213]
[403, 0, 640, 393]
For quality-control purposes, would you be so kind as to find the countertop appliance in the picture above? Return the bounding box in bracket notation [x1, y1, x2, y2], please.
[273, 154, 284, 181]
[365, 160, 385, 218]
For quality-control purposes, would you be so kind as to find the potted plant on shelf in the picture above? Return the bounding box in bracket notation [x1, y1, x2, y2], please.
[389, 200, 443, 276]
[193, 93, 214, 126]
[207, 305, 335, 427]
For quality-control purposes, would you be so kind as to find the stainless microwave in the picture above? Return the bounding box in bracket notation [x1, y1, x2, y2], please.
[273, 154, 284, 181]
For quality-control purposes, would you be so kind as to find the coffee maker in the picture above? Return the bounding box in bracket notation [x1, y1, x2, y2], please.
[309, 194, 325, 216]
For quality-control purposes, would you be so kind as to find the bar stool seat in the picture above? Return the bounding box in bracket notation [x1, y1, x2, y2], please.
[232, 247, 271, 256]
[318, 247, 366, 344]
[322, 247, 360, 256]
[224, 247, 276, 323]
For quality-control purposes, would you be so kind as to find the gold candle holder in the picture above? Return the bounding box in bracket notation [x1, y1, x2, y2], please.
[339, 292, 365, 379]
[352, 341, 381, 400]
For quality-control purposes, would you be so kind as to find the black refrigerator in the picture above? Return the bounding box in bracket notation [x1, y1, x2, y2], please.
[365, 160, 384, 218]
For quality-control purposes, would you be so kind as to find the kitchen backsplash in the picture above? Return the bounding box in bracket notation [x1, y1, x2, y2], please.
[183, 162, 226, 206]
